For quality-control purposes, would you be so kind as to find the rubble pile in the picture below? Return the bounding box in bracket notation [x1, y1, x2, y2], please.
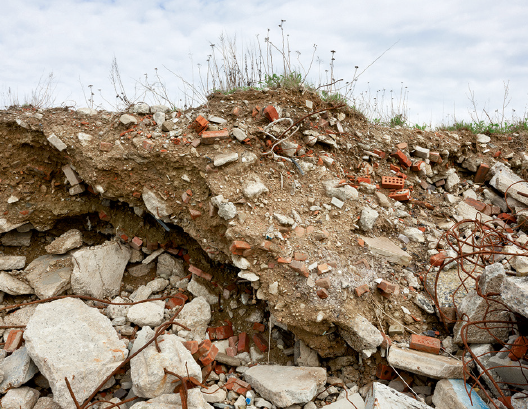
[0, 88, 528, 408]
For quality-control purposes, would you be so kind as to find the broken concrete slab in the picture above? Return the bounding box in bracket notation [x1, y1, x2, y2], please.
[24, 298, 129, 409]
[131, 327, 202, 398]
[432, 379, 488, 409]
[71, 241, 131, 298]
[0, 347, 38, 393]
[339, 315, 383, 358]
[244, 365, 327, 407]
[0, 256, 26, 271]
[142, 188, 172, 220]
[156, 253, 185, 278]
[324, 394, 365, 409]
[387, 346, 463, 379]
[424, 267, 476, 312]
[365, 382, 431, 409]
[1, 230, 32, 246]
[129, 389, 212, 409]
[127, 301, 165, 327]
[0, 272, 34, 295]
[175, 296, 211, 341]
[362, 236, 411, 266]
[45, 229, 83, 254]
[1, 387, 40, 409]
[24, 254, 73, 299]
[490, 162, 528, 206]
[187, 277, 217, 305]
[501, 275, 528, 318]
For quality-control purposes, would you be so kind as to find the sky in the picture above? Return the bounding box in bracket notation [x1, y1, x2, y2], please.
[1, 0, 527, 126]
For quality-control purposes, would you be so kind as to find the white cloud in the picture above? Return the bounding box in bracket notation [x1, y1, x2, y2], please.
[1, 0, 527, 126]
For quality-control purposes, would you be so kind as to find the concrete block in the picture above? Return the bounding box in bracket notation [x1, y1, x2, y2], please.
[365, 382, 431, 408]
[501, 275, 528, 318]
[432, 379, 488, 409]
[362, 236, 411, 266]
[339, 315, 383, 358]
[387, 346, 463, 379]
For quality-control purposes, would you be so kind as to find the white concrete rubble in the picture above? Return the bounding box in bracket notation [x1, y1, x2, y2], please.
[0, 255, 26, 270]
[0, 347, 38, 393]
[131, 327, 202, 398]
[365, 382, 431, 409]
[175, 296, 211, 341]
[71, 241, 131, 298]
[187, 277, 217, 304]
[142, 188, 172, 220]
[127, 301, 165, 327]
[1, 387, 40, 409]
[130, 389, 212, 409]
[432, 379, 488, 409]
[501, 275, 528, 318]
[24, 298, 129, 409]
[0, 272, 34, 295]
[362, 237, 411, 266]
[387, 346, 463, 379]
[45, 229, 83, 254]
[243, 365, 327, 407]
[24, 254, 73, 299]
[339, 315, 383, 358]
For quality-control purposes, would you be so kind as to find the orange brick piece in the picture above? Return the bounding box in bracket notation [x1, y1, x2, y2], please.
[474, 163, 490, 184]
[430, 252, 447, 267]
[410, 334, 441, 354]
[252, 333, 269, 352]
[392, 149, 412, 168]
[230, 241, 251, 255]
[509, 336, 528, 361]
[381, 176, 404, 190]
[201, 130, 230, 144]
[317, 288, 329, 299]
[376, 364, 396, 380]
[4, 329, 23, 353]
[188, 265, 212, 281]
[183, 340, 199, 355]
[355, 284, 369, 297]
[190, 115, 209, 133]
[377, 280, 398, 296]
[263, 105, 279, 122]
[389, 189, 411, 201]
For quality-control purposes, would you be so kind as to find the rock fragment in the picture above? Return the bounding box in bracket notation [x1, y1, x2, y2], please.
[387, 346, 463, 379]
[0, 256, 26, 271]
[45, 229, 83, 254]
[24, 254, 73, 299]
[365, 382, 430, 409]
[24, 298, 128, 409]
[0, 347, 38, 393]
[1, 387, 40, 409]
[0, 272, 34, 295]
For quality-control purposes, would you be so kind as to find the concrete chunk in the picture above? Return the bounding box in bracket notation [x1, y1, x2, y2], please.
[243, 365, 327, 407]
[127, 301, 165, 327]
[24, 254, 73, 299]
[490, 162, 528, 206]
[339, 315, 383, 357]
[131, 327, 202, 398]
[365, 382, 431, 409]
[142, 188, 172, 220]
[45, 229, 83, 254]
[1, 387, 40, 409]
[0, 347, 38, 393]
[362, 236, 411, 266]
[24, 298, 128, 409]
[214, 152, 238, 167]
[2, 231, 32, 246]
[387, 346, 463, 379]
[71, 241, 131, 298]
[432, 379, 488, 409]
[0, 272, 34, 295]
[501, 275, 528, 318]
[0, 256, 26, 271]
[47, 133, 68, 151]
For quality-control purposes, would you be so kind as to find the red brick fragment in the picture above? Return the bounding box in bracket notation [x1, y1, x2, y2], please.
[142, 140, 154, 151]
[381, 176, 404, 190]
[4, 329, 23, 353]
[317, 263, 331, 275]
[396, 142, 407, 150]
[357, 177, 371, 184]
[228, 336, 238, 348]
[315, 277, 331, 289]
[238, 332, 250, 353]
[183, 340, 199, 355]
[230, 241, 252, 255]
[252, 333, 269, 352]
[294, 252, 308, 261]
[263, 105, 279, 122]
[464, 197, 487, 212]
[410, 334, 441, 354]
[289, 261, 309, 277]
[277, 257, 292, 264]
[376, 364, 396, 380]
[201, 130, 230, 144]
[381, 333, 392, 349]
[392, 149, 412, 168]
[189, 115, 209, 134]
[225, 347, 237, 357]
[316, 288, 329, 299]
[200, 344, 219, 366]
[411, 161, 425, 172]
[99, 210, 111, 221]
[373, 149, 386, 159]
[377, 280, 398, 295]
[430, 252, 447, 267]
[189, 209, 202, 220]
[474, 163, 490, 184]
[253, 322, 266, 332]
[499, 213, 517, 224]
[207, 324, 234, 341]
[130, 236, 143, 250]
[196, 339, 212, 357]
[388, 189, 411, 201]
[509, 336, 528, 361]
[355, 284, 369, 297]
[166, 293, 188, 309]
[188, 265, 212, 281]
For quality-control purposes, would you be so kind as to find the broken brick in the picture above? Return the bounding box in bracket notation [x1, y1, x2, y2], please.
[196, 339, 212, 357]
[289, 260, 309, 277]
[228, 336, 238, 348]
[381, 176, 405, 190]
[263, 105, 279, 122]
[253, 322, 266, 332]
[183, 340, 199, 355]
[4, 329, 23, 353]
[188, 265, 212, 281]
[508, 336, 528, 361]
[411, 161, 425, 172]
[378, 280, 398, 295]
[142, 140, 154, 151]
[396, 142, 408, 150]
[99, 210, 111, 221]
[238, 332, 250, 353]
[388, 189, 411, 201]
[200, 344, 219, 366]
[294, 252, 308, 261]
[189, 115, 209, 134]
[166, 293, 188, 309]
[317, 263, 332, 275]
[317, 288, 329, 299]
[464, 197, 487, 212]
[201, 130, 230, 144]
[225, 347, 237, 357]
[474, 163, 490, 184]
[392, 149, 412, 168]
[207, 324, 234, 341]
[355, 284, 369, 297]
[430, 252, 447, 267]
[230, 241, 252, 255]
[376, 364, 396, 380]
[410, 334, 441, 355]
[99, 142, 113, 152]
[315, 277, 331, 289]
[130, 236, 143, 250]
[252, 333, 268, 352]
[189, 209, 202, 220]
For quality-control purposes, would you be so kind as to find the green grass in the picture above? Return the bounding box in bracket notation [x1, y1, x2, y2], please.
[439, 119, 528, 135]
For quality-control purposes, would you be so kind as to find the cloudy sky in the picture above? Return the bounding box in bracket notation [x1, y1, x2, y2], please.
[1, 0, 527, 126]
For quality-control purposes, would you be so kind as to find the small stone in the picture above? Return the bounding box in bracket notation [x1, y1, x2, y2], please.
[46, 134, 68, 151]
[45, 229, 83, 254]
[127, 301, 165, 327]
[1, 387, 40, 409]
[331, 197, 344, 208]
[120, 114, 137, 126]
[274, 213, 295, 226]
[0, 256, 26, 270]
[232, 128, 247, 141]
[0, 272, 34, 295]
[359, 208, 379, 231]
[218, 202, 237, 220]
[214, 152, 239, 167]
[161, 120, 174, 132]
